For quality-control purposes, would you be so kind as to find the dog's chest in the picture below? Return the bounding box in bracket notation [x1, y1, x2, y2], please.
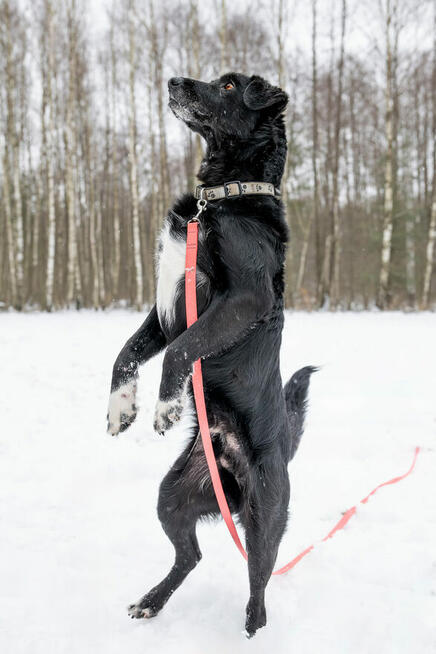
[156, 221, 209, 330]
[156, 223, 186, 327]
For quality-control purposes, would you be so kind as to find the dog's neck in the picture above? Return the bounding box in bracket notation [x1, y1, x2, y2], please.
[197, 116, 287, 190]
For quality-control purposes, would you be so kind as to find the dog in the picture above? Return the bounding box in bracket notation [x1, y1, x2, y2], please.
[107, 72, 315, 637]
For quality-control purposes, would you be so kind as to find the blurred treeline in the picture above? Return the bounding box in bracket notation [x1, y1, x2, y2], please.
[0, 0, 435, 311]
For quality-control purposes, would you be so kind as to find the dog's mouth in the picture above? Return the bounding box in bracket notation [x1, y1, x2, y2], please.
[168, 94, 210, 126]
[168, 97, 193, 121]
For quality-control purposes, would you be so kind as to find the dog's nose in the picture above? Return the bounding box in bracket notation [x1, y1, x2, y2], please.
[169, 77, 184, 88]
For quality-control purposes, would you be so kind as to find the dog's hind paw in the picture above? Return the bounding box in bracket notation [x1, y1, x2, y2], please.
[245, 599, 267, 637]
[127, 602, 157, 619]
[107, 380, 137, 436]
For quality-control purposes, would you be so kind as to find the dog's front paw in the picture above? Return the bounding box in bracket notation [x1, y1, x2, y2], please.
[107, 380, 137, 436]
[153, 394, 185, 435]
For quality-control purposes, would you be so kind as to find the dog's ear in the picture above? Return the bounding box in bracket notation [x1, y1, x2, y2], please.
[243, 76, 288, 115]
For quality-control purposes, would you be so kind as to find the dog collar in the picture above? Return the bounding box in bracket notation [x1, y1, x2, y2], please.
[194, 180, 281, 201]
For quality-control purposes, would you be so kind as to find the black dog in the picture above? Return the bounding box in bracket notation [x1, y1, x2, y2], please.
[107, 72, 315, 637]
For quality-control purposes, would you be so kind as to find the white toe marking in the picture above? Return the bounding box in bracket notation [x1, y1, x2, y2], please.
[153, 380, 189, 433]
[153, 396, 182, 433]
[107, 380, 136, 435]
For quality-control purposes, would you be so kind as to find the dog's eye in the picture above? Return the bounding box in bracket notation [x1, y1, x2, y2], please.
[223, 82, 234, 91]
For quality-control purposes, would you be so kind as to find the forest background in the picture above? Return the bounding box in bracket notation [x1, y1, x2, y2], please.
[0, 0, 435, 312]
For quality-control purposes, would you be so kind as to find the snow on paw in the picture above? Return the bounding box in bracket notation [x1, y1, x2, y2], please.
[153, 394, 184, 435]
[127, 601, 157, 619]
[245, 600, 267, 638]
[107, 380, 137, 436]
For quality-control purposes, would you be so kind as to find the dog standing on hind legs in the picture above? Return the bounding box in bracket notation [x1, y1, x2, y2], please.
[107, 72, 316, 637]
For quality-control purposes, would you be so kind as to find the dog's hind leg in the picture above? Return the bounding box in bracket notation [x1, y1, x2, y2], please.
[240, 457, 290, 638]
[128, 433, 240, 619]
[127, 503, 202, 619]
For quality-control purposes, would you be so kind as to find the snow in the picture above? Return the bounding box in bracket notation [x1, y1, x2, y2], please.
[1, 310, 435, 654]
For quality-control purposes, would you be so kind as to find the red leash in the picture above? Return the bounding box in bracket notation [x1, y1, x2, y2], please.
[185, 220, 248, 561]
[185, 218, 420, 575]
[272, 445, 420, 575]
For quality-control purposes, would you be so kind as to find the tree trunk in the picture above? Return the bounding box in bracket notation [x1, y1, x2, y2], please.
[405, 206, 416, 308]
[295, 219, 313, 301]
[5, 0, 24, 307]
[190, 0, 203, 177]
[2, 149, 17, 306]
[220, 0, 228, 74]
[422, 194, 436, 309]
[330, 0, 346, 309]
[110, 21, 120, 300]
[65, 0, 79, 307]
[147, 31, 158, 302]
[377, 0, 395, 310]
[277, 0, 285, 88]
[421, 4, 436, 309]
[45, 0, 57, 311]
[318, 12, 335, 307]
[296, 0, 318, 302]
[311, 0, 321, 296]
[85, 121, 99, 308]
[128, 0, 143, 309]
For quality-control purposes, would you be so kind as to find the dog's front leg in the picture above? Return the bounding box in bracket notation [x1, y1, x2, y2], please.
[108, 305, 166, 435]
[153, 291, 270, 433]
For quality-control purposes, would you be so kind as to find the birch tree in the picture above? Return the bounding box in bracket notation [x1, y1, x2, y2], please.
[110, 20, 120, 299]
[220, 0, 229, 74]
[44, 0, 57, 310]
[65, 0, 81, 306]
[1, 133, 17, 307]
[295, 0, 318, 298]
[377, 0, 396, 309]
[3, 1, 24, 307]
[421, 4, 436, 309]
[329, 0, 346, 308]
[318, 10, 335, 307]
[127, 0, 143, 309]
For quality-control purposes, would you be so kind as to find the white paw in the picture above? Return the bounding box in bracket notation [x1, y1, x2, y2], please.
[107, 380, 137, 436]
[153, 396, 185, 435]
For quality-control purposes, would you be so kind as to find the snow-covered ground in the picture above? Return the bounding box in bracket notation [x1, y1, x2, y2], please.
[1, 310, 435, 654]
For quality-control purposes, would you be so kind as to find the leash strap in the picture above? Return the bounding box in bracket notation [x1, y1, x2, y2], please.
[272, 445, 420, 574]
[185, 219, 420, 575]
[185, 220, 248, 560]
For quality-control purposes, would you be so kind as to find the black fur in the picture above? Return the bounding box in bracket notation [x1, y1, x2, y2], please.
[108, 73, 315, 637]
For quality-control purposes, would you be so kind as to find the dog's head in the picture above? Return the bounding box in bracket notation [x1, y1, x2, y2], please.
[168, 73, 288, 143]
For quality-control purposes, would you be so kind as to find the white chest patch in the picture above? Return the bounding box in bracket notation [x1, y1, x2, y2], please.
[156, 223, 186, 327]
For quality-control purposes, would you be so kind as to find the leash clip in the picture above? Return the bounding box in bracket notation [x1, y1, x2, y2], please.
[190, 188, 207, 222]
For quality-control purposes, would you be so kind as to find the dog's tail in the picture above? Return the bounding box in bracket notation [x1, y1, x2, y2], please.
[284, 366, 317, 461]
